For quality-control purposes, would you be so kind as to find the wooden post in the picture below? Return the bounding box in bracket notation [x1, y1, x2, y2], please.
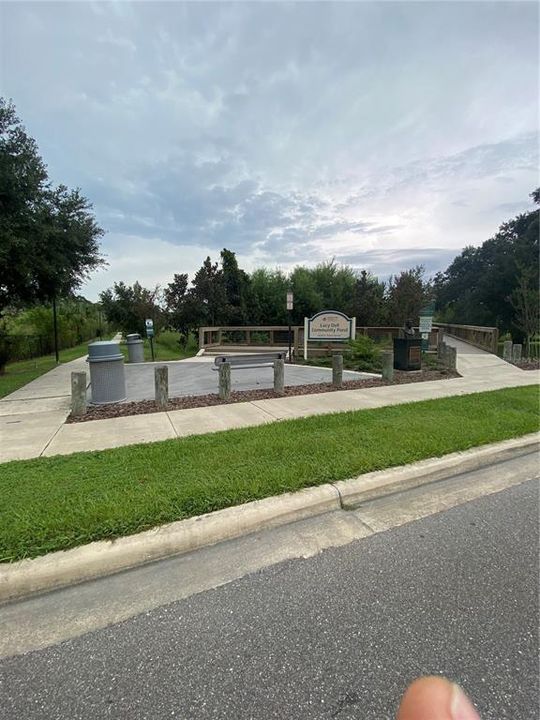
[381, 350, 394, 381]
[512, 344, 522, 363]
[218, 362, 231, 401]
[71, 371, 87, 416]
[269, 330, 274, 346]
[503, 340, 513, 362]
[217, 330, 223, 346]
[198, 327, 205, 349]
[245, 330, 251, 345]
[332, 353, 343, 388]
[154, 366, 168, 408]
[273, 357, 285, 395]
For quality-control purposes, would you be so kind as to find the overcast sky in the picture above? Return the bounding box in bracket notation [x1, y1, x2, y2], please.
[2, 1, 538, 300]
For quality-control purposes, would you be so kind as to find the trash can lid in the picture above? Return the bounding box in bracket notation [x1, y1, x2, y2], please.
[87, 341, 124, 362]
[126, 333, 142, 342]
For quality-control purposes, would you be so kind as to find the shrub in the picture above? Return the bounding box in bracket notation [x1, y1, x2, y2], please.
[346, 335, 381, 371]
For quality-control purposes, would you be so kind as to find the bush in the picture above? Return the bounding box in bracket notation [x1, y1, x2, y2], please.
[346, 335, 381, 371]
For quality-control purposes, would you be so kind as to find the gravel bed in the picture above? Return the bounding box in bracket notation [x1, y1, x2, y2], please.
[68, 368, 460, 424]
[513, 359, 540, 370]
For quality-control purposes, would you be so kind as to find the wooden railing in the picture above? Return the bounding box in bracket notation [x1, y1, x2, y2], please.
[199, 326, 301, 350]
[434, 323, 499, 353]
[199, 325, 441, 355]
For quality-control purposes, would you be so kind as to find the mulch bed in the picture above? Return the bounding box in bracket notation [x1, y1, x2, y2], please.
[68, 368, 460, 424]
[513, 360, 540, 371]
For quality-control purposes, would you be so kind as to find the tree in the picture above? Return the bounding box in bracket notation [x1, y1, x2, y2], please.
[100, 281, 164, 336]
[220, 248, 252, 325]
[386, 266, 431, 326]
[164, 273, 203, 340]
[190, 256, 227, 326]
[434, 189, 539, 338]
[352, 270, 386, 326]
[0, 99, 105, 314]
[510, 264, 540, 357]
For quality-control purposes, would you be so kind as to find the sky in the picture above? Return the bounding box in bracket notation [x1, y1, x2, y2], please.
[1, 1, 538, 301]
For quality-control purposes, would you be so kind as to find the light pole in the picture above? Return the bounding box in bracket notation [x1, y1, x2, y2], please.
[286, 290, 294, 363]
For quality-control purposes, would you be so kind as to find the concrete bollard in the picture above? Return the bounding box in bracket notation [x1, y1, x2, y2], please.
[71, 371, 87, 416]
[512, 344, 522, 363]
[218, 362, 231, 401]
[332, 353, 343, 388]
[438, 340, 446, 361]
[503, 340, 513, 362]
[381, 350, 394, 381]
[447, 346, 457, 371]
[154, 365, 169, 408]
[273, 357, 285, 395]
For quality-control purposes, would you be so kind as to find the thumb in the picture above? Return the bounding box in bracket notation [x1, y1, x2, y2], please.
[397, 676, 481, 720]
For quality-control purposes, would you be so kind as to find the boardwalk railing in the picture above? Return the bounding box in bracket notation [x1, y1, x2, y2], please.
[199, 325, 441, 355]
[434, 323, 499, 353]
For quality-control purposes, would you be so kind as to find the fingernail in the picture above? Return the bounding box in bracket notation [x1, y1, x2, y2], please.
[451, 683, 481, 720]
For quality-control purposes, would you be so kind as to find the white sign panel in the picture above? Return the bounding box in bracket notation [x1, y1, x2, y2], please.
[145, 319, 154, 329]
[419, 316, 433, 333]
[307, 311, 353, 341]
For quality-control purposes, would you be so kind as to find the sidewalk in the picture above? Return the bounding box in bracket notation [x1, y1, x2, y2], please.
[1, 337, 538, 463]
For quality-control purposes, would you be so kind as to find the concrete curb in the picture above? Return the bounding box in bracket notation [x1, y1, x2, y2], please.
[333, 432, 540, 508]
[1, 433, 538, 603]
[0, 485, 340, 603]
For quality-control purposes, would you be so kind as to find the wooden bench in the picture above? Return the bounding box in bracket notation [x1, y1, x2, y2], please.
[212, 352, 285, 371]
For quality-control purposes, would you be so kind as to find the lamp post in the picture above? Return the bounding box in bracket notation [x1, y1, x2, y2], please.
[286, 290, 294, 363]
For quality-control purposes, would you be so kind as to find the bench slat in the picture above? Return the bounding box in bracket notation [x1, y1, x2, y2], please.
[213, 353, 284, 366]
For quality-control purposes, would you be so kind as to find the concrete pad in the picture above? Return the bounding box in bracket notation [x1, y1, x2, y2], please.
[0, 411, 66, 462]
[167, 403, 275, 437]
[42, 413, 176, 457]
[0, 397, 70, 416]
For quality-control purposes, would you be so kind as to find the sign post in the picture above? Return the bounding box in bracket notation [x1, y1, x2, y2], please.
[286, 291, 294, 363]
[145, 318, 155, 361]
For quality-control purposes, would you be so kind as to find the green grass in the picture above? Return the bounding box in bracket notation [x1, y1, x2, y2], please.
[118, 331, 198, 363]
[1, 385, 538, 563]
[0, 341, 96, 399]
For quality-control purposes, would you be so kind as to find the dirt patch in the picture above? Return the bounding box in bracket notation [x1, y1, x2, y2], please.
[68, 368, 460, 424]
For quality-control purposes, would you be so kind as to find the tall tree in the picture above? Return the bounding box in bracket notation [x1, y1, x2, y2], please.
[100, 281, 163, 336]
[220, 248, 252, 324]
[0, 99, 104, 314]
[352, 270, 386, 326]
[386, 266, 431, 326]
[434, 189, 539, 338]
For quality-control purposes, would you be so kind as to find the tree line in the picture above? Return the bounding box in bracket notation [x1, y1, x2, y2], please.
[101, 190, 539, 349]
[100, 258, 432, 340]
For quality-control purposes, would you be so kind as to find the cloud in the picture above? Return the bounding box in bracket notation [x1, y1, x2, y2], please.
[2, 1, 538, 298]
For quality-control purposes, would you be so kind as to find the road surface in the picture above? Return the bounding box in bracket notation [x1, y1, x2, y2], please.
[0, 456, 538, 719]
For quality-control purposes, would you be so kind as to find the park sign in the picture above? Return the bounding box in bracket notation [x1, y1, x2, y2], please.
[145, 318, 154, 338]
[304, 310, 356, 358]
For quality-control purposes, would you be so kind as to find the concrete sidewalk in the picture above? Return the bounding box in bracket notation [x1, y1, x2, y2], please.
[1, 337, 538, 463]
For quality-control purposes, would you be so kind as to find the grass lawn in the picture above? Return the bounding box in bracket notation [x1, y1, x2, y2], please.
[1, 385, 538, 563]
[118, 330, 198, 363]
[0, 341, 96, 399]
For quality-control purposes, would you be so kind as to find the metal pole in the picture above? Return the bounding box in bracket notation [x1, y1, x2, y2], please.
[52, 292, 60, 364]
[150, 336, 155, 362]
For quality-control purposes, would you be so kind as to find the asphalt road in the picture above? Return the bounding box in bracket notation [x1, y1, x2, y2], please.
[1, 478, 538, 720]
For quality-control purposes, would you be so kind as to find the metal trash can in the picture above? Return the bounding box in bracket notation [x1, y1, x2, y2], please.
[126, 333, 144, 363]
[87, 341, 126, 404]
[393, 338, 422, 371]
